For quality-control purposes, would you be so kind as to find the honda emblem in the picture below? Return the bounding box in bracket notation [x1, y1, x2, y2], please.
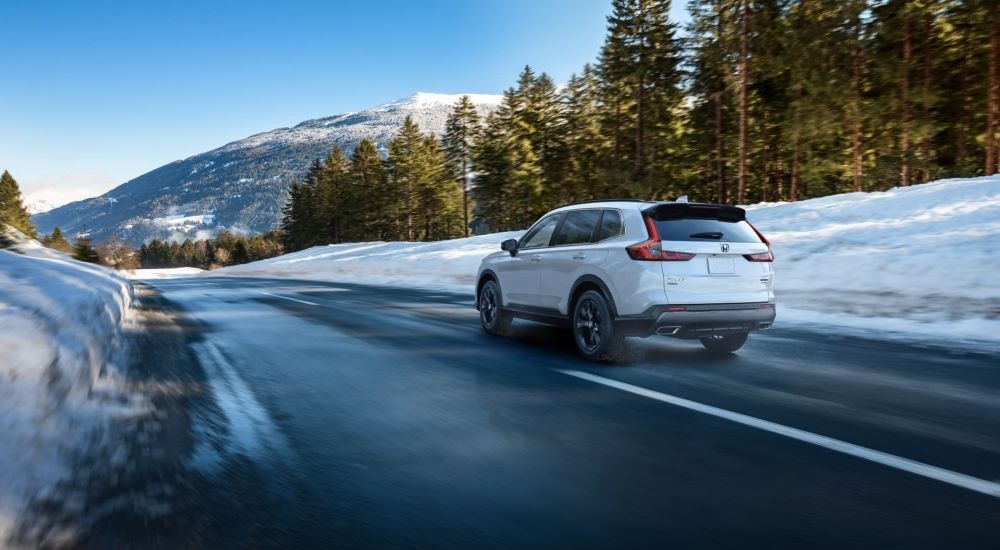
[721, 244, 729, 252]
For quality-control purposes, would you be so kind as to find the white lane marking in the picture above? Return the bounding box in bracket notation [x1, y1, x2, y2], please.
[559, 369, 1000, 499]
[255, 291, 319, 306]
[297, 288, 349, 293]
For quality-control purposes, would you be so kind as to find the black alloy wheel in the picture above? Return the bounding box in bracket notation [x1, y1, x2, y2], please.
[572, 290, 626, 362]
[479, 280, 511, 336]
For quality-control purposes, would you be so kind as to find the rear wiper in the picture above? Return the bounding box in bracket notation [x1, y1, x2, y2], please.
[689, 232, 723, 239]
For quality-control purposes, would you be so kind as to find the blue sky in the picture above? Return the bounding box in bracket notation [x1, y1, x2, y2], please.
[1, 0, 689, 206]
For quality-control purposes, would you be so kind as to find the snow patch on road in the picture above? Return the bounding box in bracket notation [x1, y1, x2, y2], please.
[189, 342, 295, 472]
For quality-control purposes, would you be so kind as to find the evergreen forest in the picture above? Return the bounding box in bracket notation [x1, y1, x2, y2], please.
[282, 0, 999, 249]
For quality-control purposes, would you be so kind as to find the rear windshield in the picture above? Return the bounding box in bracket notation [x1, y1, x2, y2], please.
[653, 218, 762, 243]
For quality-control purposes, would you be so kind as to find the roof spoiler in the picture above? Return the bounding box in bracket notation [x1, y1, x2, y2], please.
[642, 203, 746, 222]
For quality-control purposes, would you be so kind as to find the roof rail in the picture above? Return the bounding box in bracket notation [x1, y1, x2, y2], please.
[551, 198, 654, 210]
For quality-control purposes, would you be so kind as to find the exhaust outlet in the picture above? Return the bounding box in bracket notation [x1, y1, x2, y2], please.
[656, 326, 681, 336]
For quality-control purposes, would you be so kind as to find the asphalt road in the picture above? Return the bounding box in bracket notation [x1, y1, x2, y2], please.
[87, 276, 1000, 549]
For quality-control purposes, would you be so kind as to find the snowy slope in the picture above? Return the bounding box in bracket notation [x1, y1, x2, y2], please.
[744, 175, 1000, 343]
[210, 176, 1000, 348]
[213, 231, 523, 291]
[0, 241, 138, 542]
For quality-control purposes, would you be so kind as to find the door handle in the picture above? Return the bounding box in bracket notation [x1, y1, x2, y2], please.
[572, 253, 586, 260]
[529, 256, 542, 262]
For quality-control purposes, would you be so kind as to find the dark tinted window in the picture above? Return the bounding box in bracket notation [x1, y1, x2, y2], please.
[520, 214, 561, 249]
[596, 209, 623, 241]
[654, 218, 762, 243]
[552, 209, 601, 246]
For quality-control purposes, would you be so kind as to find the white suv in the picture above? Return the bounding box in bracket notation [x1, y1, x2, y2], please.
[475, 200, 776, 361]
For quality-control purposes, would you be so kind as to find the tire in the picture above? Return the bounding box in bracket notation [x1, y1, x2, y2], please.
[572, 290, 627, 362]
[700, 332, 749, 354]
[479, 279, 512, 336]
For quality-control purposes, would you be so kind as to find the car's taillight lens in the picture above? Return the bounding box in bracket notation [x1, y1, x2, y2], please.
[747, 221, 771, 247]
[626, 217, 696, 261]
[746, 221, 774, 261]
[743, 251, 774, 262]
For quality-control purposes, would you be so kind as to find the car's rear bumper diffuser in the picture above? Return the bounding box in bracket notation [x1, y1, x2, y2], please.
[616, 302, 776, 339]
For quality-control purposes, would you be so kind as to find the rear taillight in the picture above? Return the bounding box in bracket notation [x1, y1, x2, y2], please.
[747, 221, 771, 247]
[746, 221, 774, 261]
[743, 251, 774, 262]
[626, 217, 696, 261]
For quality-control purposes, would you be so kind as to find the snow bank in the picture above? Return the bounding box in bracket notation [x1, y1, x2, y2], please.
[207, 176, 1000, 347]
[745, 175, 1000, 346]
[0, 242, 135, 542]
[125, 267, 205, 279]
[211, 231, 523, 292]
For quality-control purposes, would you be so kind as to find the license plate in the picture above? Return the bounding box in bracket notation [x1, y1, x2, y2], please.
[708, 257, 735, 274]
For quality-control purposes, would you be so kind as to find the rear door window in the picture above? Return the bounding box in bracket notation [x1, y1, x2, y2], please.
[596, 209, 623, 241]
[654, 218, 762, 243]
[552, 209, 601, 246]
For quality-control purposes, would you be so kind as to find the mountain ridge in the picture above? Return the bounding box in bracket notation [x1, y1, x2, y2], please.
[32, 92, 501, 244]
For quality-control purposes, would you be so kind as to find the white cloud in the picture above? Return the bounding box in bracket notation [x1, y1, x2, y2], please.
[20, 171, 118, 214]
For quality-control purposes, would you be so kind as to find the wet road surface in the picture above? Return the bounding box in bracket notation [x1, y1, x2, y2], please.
[92, 276, 1000, 549]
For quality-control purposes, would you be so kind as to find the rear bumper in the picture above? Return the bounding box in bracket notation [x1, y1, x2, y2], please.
[616, 302, 776, 339]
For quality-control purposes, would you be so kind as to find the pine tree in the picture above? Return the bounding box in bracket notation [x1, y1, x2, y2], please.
[387, 116, 429, 240]
[72, 236, 101, 264]
[279, 160, 325, 251]
[443, 95, 481, 237]
[41, 226, 72, 252]
[847, 0, 868, 192]
[561, 65, 606, 202]
[472, 107, 514, 233]
[686, 0, 736, 203]
[0, 170, 36, 237]
[418, 135, 464, 240]
[318, 146, 351, 243]
[979, 0, 1000, 174]
[736, 0, 750, 203]
[349, 139, 389, 241]
[526, 72, 569, 206]
[597, 0, 683, 197]
[869, 0, 944, 188]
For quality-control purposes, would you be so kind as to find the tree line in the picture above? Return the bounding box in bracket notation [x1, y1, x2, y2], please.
[283, 0, 999, 246]
[42, 228, 283, 270]
[280, 119, 466, 252]
[137, 231, 283, 269]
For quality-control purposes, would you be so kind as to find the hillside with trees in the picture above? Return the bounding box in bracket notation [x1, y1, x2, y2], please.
[282, 0, 999, 246]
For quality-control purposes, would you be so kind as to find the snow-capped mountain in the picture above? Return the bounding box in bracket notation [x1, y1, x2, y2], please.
[25, 198, 58, 215]
[32, 93, 502, 245]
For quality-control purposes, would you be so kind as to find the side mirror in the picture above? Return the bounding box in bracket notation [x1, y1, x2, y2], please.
[501, 238, 518, 256]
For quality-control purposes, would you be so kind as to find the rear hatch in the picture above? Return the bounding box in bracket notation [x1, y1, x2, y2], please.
[640, 203, 773, 305]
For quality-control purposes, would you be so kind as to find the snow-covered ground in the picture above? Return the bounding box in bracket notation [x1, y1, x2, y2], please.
[0, 240, 139, 543]
[211, 176, 1000, 349]
[745, 175, 1000, 348]
[125, 267, 205, 279]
